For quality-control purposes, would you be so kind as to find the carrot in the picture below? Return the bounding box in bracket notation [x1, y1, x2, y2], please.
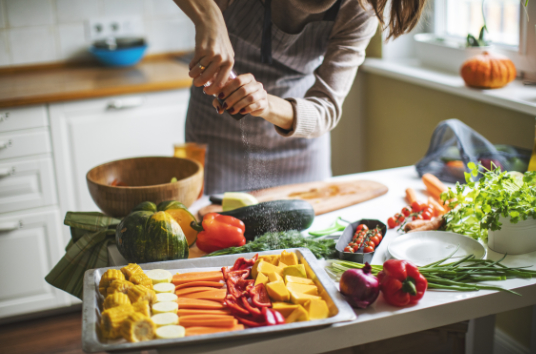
[172, 271, 224, 285]
[422, 173, 448, 200]
[180, 316, 238, 328]
[405, 188, 418, 205]
[175, 281, 224, 290]
[177, 309, 232, 316]
[177, 297, 225, 309]
[182, 289, 227, 302]
[176, 287, 221, 296]
[428, 197, 446, 216]
[407, 217, 445, 233]
[185, 324, 244, 336]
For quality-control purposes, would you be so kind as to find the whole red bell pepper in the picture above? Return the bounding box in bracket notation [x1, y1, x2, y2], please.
[377, 259, 427, 307]
[192, 213, 246, 253]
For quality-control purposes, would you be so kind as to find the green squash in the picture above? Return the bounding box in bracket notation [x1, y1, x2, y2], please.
[116, 201, 190, 263]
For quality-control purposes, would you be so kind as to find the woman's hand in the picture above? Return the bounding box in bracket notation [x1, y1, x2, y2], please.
[212, 74, 269, 117]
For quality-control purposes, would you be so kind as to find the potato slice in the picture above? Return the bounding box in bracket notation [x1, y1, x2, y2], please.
[146, 269, 173, 284]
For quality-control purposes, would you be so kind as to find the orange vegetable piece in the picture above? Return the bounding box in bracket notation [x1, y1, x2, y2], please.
[177, 309, 232, 316]
[177, 297, 225, 309]
[175, 281, 224, 290]
[176, 287, 220, 296]
[446, 160, 465, 169]
[185, 324, 244, 336]
[172, 272, 224, 285]
[422, 173, 448, 200]
[428, 197, 446, 216]
[405, 188, 418, 205]
[179, 315, 237, 328]
[182, 289, 227, 302]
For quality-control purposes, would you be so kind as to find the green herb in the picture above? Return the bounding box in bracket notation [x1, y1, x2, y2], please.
[205, 230, 337, 259]
[441, 162, 536, 241]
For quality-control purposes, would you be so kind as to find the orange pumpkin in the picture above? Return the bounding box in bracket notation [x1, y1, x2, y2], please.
[460, 51, 516, 89]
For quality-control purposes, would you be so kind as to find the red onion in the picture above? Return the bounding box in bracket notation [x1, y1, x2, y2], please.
[339, 263, 380, 309]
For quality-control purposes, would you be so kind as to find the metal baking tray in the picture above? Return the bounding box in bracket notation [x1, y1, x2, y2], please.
[82, 248, 356, 352]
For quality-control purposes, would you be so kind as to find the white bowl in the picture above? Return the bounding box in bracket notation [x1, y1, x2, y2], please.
[488, 217, 536, 255]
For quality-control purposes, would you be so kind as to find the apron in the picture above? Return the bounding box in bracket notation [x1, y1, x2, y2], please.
[185, 0, 341, 194]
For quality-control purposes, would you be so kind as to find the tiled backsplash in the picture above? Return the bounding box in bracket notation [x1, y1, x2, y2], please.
[0, 0, 195, 67]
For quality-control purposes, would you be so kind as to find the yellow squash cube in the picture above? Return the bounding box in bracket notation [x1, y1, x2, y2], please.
[280, 251, 298, 266]
[289, 290, 322, 305]
[286, 305, 310, 323]
[285, 275, 314, 285]
[286, 282, 318, 296]
[267, 272, 283, 283]
[282, 264, 307, 279]
[272, 302, 299, 318]
[304, 299, 329, 320]
[255, 272, 269, 286]
[266, 280, 290, 302]
[258, 261, 284, 277]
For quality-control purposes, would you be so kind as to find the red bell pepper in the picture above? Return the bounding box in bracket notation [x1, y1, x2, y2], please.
[241, 296, 262, 315]
[192, 213, 246, 253]
[271, 309, 286, 324]
[378, 259, 427, 307]
[249, 284, 271, 308]
[225, 294, 250, 315]
[262, 307, 277, 326]
[230, 255, 258, 271]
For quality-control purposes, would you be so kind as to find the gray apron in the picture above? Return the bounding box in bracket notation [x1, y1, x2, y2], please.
[185, 0, 340, 194]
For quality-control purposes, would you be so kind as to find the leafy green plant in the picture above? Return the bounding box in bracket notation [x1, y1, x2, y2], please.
[466, 25, 490, 47]
[441, 162, 536, 241]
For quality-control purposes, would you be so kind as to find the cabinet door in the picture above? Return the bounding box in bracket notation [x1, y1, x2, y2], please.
[50, 90, 190, 222]
[0, 209, 70, 318]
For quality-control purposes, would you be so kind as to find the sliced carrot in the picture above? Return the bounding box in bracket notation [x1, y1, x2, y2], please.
[177, 309, 232, 316]
[182, 289, 227, 301]
[176, 287, 221, 296]
[428, 196, 446, 216]
[172, 272, 224, 285]
[179, 315, 237, 328]
[175, 281, 224, 290]
[422, 173, 448, 200]
[177, 297, 225, 309]
[405, 188, 418, 205]
[185, 324, 244, 336]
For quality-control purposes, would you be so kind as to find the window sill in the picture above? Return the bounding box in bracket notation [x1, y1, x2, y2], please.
[360, 58, 536, 116]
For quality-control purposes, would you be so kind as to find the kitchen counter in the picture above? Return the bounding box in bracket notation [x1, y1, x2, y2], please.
[0, 56, 192, 108]
[146, 166, 536, 354]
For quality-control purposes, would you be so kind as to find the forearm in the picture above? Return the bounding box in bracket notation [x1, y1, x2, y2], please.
[262, 95, 295, 131]
[172, 0, 222, 26]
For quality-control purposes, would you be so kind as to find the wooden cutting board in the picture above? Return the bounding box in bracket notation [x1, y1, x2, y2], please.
[198, 179, 388, 218]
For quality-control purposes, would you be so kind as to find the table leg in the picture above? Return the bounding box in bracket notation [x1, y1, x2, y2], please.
[466, 315, 496, 354]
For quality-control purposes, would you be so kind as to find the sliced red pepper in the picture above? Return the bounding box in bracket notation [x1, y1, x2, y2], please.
[271, 309, 286, 325]
[378, 259, 428, 307]
[249, 284, 271, 308]
[241, 296, 262, 316]
[225, 295, 250, 316]
[227, 278, 255, 298]
[261, 307, 277, 326]
[234, 314, 265, 328]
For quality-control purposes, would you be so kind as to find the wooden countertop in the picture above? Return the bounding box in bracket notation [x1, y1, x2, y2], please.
[0, 57, 193, 108]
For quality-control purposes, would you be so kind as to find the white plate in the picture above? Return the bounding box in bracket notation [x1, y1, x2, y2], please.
[388, 231, 486, 266]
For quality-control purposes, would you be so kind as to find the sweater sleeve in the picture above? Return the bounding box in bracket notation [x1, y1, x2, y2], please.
[275, 3, 378, 139]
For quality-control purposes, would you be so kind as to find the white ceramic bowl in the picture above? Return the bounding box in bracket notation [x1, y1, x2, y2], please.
[488, 217, 536, 255]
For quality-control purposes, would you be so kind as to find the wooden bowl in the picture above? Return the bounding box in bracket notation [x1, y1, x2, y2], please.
[87, 156, 203, 217]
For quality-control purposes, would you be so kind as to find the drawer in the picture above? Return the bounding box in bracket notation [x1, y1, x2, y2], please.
[0, 106, 48, 133]
[0, 209, 69, 318]
[0, 129, 51, 160]
[0, 157, 57, 214]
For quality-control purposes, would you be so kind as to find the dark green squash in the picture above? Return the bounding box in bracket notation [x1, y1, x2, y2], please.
[116, 201, 190, 263]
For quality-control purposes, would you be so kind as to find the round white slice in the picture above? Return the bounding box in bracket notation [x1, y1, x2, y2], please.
[146, 269, 173, 284]
[155, 325, 185, 339]
[152, 301, 178, 314]
[151, 312, 179, 327]
[156, 293, 178, 303]
[153, 282, 176, 294]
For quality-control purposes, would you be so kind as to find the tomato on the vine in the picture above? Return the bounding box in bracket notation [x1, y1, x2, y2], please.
[370, 235, 381, 246]
[412, 214, 424, 221]
[356, 224, 369, 232]
[401, 206, 412, 217]
[344, 246, 354, 253]
[422, 211, 433, 220]
[411, 201, 422, 213]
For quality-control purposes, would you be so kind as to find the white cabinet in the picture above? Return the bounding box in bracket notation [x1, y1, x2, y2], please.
[49, 89, 190, 242]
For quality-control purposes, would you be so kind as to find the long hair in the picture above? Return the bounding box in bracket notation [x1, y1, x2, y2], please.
[361, 0, 428, 39]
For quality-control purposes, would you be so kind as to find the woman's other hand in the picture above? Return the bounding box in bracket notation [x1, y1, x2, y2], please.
[212, 74, 269, 116]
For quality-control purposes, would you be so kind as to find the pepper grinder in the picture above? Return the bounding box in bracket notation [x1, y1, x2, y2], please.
[207, 70, 245, 121]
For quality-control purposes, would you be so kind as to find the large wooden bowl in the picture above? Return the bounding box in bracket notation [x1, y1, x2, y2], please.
[87, 157, 203, 217]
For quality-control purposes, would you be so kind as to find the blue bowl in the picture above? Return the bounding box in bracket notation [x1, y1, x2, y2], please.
[90, 45, 148, 67]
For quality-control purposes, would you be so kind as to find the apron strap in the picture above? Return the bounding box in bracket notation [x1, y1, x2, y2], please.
[260, 0, 343, 64]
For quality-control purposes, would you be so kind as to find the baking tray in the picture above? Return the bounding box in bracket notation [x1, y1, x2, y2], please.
[336, 219, 387, 263]
[82, 248, 356, 352]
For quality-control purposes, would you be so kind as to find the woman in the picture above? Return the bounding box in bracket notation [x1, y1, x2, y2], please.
[174, 0, 426, 194]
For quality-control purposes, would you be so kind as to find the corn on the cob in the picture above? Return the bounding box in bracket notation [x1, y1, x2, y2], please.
[98, 269, 125, 296]
[127, 285, 156, 305]
[132, 300, 151, 317]
[120, 312, 156, 342]
[106, 279, 134, 296]
[101, 305, 133, 339]
[129, 273, 153, 289]
[121, 263, 143, 280]
[103, 292, 131, 310]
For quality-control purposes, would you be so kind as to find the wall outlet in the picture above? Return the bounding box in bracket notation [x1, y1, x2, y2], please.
[86, 16, 145, 42]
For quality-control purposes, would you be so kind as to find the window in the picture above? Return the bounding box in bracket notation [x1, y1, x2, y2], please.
[435, 0, 521, 48]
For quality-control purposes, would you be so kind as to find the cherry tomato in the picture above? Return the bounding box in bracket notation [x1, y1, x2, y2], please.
[352, 246, 361, 252]
[401, 206, 412, 217]
[394, 213, 405, 224]
[356, 224, 369, 232]
[387, 216, 397, 229]
[412, 214, 424, 221]
[422, 211, 433, 220]
[344, 246, 353, 253]
[411, 201, 422, 213]
[364, 246, 374, 253]
[370, 235, 381, 246]
[423, 206, 434, 215]
[376, 234, 383, 242]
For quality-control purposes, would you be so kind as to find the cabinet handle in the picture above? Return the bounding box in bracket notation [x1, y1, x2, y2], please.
[0, 167, 15, 177]
[106, 97, 144, 110]
[0, 221, 21, 232]
[0, 140, 12, 150]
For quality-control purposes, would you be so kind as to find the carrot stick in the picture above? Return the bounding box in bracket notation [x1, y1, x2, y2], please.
[405, 188, 418, 205]
[175, 281, 224, 290]
[177, 309, 232, 316]
[179, 316, 237, 328]
[172, 271, 224, 285]
[428, 197, 446, 216]
[182, 289, 227, 301]
[177, 297, 225, 309]
[185, 324, 244, 336]
[422, 173, 448, 200]
[176, 287, 222, 296]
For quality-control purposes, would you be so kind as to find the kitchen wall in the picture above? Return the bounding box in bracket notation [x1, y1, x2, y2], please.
[0, 0, 195, 67]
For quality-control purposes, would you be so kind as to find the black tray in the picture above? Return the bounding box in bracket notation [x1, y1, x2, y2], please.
[335, 219, 387, 263]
